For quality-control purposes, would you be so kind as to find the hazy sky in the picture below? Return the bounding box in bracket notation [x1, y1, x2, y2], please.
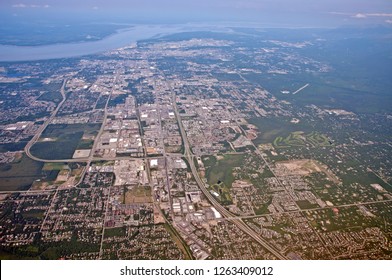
[1, 0, 392, 27]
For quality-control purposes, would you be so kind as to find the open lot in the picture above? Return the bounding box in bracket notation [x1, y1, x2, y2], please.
[30, 124, 100, 160]
[0, 154, 43, 191]
[122, 185, 152, 204]
[203, 154, 245, 188]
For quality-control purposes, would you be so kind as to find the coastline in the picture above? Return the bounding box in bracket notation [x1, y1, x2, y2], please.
[0, 25, 180, 62]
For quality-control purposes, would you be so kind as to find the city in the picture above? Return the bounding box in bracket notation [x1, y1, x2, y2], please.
[0, 28, 391, 260]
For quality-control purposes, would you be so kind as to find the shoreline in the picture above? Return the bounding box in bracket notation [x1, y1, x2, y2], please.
[0, 25, 180, 62]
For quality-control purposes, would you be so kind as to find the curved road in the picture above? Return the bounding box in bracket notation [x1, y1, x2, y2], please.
[24, 79, 68, 162]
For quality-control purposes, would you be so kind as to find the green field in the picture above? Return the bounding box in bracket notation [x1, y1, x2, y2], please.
[296, 200, 318, 210]
[209, 182, 233, 205]
[0, 154, 43, 191]
[0, 142, 28, 153]
[104, 227, 127, 238]
[37, 84, 63, 103]
[254, 197, 272, 215]
[30, 124, 100, 160]
[273, 131, 331, 148]
[21, 209, 46, 220]
[248, 117, 314, 145]
[42, 162, 68, 171]
[77, 139, 94, 149]
[122, 186, 152, 204]
[203, 154, 245, 189]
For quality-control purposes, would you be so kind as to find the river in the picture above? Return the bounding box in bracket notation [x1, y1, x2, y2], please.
[0, 25, 180, 62]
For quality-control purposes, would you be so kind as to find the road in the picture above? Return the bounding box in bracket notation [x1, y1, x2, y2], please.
[98, 185, 112, 259]
[218, 198, 392, 221]
[75, 71, 120, 187]
[292, 83, 309, 95]
[15, 154, 183, 164]
[24, 79, 68, 162]
[0, 189, 55, 194]
[22, 73, 120, 187]
[170, 83, 287, 260]
[23, 76, 179, 165]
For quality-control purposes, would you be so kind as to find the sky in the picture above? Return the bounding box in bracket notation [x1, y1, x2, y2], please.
[1, 0, 392, 27]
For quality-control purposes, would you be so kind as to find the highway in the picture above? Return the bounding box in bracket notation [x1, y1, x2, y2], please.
[0, 189, 55, 194]
[170, 86, 287, 260]
[218, 198, 392, 221]
[22, 74, 120, 187]
[75, 71, 120, 187]
[24, 78, 68, 162]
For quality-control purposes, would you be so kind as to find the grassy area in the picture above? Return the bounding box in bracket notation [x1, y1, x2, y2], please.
[76, 139, 94, 150]
[0, 142, 28, 153]
[104, 227, 127, 238]
[209, 182, 232, 205]
[42, 163, 68, 171]
[30, 124, 100, 160]
[37, 87, 62, 104]
[31, 140, 81, 160]
[0, 251, 32, 260]
[203, 154, 245, 188]
[254, 205, 270, 215]
[0, 247, 40, 260]
[254, 197, 272, 215]
[93, 161, 114, 166]
[296, 200, 318, 210]
[0, 154, 43, 191]
[248, 117, 314, 145]
[21, 209, 46, 220]
[122, 186, 152, 204]
[341, 170, 390, 190]
[164, 144, 182, 153]
[273, 131, 330, 148]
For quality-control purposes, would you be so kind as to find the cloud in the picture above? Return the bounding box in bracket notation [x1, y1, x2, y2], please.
[368, 13, 392, 17]
[329, 12, 351, 16]
[352, 13, 367, 19]
[12, 3, 50, 9]
[331, 11, 392, 19]
[352, 12, 392, 19]
[386, 20, 392, 24]
[92, 6, 99, 10]
[12, 4, 27, 8]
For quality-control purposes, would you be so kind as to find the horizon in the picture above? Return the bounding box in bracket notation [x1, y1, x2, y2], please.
[0, 0, 392, 28]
